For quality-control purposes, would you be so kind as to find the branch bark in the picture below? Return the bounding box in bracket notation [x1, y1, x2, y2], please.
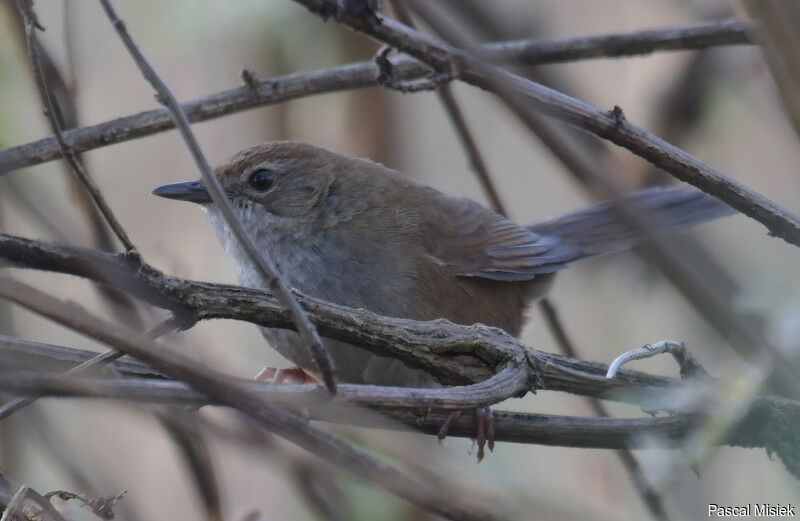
[0, 231, 775, 408]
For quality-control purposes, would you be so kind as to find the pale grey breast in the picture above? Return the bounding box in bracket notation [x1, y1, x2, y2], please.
[205, 203, 440, 386]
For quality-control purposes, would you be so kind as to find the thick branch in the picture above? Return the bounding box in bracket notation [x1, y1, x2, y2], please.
[0, 20, 751, 173]
[0, 232, 764, 406]
[0, 232, 519, 385]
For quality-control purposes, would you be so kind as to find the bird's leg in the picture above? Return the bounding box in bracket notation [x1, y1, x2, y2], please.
[255, 366, 320, 384]
[437, 407, 495, 462]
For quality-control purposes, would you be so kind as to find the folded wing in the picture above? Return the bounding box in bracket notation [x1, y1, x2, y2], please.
[420, 191, 581, 282]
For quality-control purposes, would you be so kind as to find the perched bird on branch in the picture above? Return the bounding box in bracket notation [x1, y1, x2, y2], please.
[153, 141, 734, 458]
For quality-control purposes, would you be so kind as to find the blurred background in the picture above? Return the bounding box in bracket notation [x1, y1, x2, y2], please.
[1, 1, 799, 520]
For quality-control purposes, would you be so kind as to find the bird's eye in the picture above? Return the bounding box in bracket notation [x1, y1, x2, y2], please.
[247, 169, 275, 192]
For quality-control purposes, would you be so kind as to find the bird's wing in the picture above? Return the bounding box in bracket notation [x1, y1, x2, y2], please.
[420, 191, 582, 282]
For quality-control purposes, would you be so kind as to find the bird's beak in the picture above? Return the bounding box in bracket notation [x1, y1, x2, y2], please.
[151, 180, 212, 204]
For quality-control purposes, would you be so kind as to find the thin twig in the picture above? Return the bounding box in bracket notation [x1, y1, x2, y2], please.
[12, 0, 136, 253]
[606, 340, 707, 380]
[0, 360, 519, 416]
[0, 486, 71, 521]
[0, 20, 753, 173]
[480, 18, 752, 65]
[387, 0, 507, 217]
[0, 316, 180, 419]
[538, 299, 671, 521]
[96, 0, 337, 393]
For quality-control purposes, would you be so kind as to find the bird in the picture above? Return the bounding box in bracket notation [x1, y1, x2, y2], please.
[153, 141, 734, 458]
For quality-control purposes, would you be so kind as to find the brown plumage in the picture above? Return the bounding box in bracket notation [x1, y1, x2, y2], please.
[153, 141, 734, 387]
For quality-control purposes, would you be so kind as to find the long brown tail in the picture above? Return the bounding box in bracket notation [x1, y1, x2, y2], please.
[528, 186, 735, 260]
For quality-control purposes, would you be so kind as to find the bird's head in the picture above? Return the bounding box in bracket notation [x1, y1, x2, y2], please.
[151, 141, 401, 267]
[151, 141, 345, 220]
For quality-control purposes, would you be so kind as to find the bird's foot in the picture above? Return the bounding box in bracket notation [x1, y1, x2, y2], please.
[437, 407, 495, 462]
[255, 366, 319, 384]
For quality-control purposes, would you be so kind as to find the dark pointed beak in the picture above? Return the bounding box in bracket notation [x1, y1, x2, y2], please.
[151, 180, 212, 204]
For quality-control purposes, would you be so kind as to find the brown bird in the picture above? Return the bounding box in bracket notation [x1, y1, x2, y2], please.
[153, 141, 733, 457]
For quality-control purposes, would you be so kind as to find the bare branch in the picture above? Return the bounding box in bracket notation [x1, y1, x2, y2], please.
[12, 0, 136, 253]
[96, 0, 337, 393]
[0, 231, 516, 385]
[3, 234, 800, 474]
[0, 20, 752, 173]
[479, 18, 752, 65]
[0, 332, 525, 412]
[0, 364, 523, 414]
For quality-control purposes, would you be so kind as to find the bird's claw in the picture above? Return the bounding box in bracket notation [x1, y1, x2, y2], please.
[437, 407, 495, 462]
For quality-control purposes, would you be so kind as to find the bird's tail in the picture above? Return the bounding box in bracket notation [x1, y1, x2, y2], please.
[528, 186, 735, 260]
